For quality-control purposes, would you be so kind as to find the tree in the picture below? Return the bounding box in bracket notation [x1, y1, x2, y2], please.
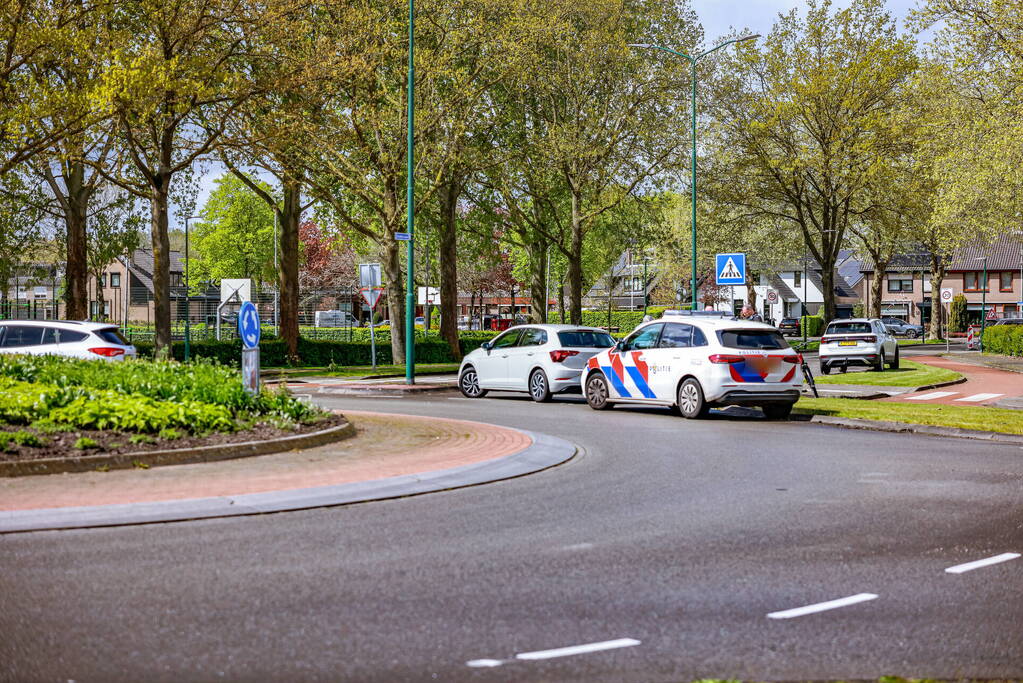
[299, 221, 357, 292]
[0, 173, 45, 308]
[189, 174, 276, 285]
[710, 0, 918, 321]
[949, 293, 967, 333]
[94, 0, 285, 356]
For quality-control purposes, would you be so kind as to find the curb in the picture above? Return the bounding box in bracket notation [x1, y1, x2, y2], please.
[809, 415, 1023, 445]
[313, 384, 456, 396]
[0, 420, 356, 478]
[0, 429, 577, 534]
[910, 376, 968, 392]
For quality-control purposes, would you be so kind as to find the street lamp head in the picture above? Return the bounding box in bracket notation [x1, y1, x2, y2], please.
[736, 33, 760, 42]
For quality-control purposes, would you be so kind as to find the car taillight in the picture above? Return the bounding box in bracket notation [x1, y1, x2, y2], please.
[821, 336, 833, 343]
[782, 355, 800, 363]
[708, 354, 745, 363]
[88, 347, 125, 357]
[549, 349, 580, 363]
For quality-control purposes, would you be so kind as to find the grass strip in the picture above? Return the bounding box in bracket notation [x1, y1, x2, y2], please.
[815, 360, 962, 387]
[794, 397, 1023, 435]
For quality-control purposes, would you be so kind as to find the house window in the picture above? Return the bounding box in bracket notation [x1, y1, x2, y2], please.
[964, 271, 988, 291]
[793, 271, 801, 287]
[110, 272, 121, 288]
[887, 278, 913, 293]
[170, 273, 182, 287]
[97, 273, 106, 289]
[999, 271, 1013, 292]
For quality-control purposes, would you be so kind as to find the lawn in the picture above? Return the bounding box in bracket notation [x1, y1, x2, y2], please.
[814, 360, 961, 387]
[266, 363, 460, 378]
[794, 397, 1023, 435]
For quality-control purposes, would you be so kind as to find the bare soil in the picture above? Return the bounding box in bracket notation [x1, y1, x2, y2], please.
[0, 413, 347, 463]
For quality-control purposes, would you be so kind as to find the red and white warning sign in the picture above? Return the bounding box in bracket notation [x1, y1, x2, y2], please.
[360, 287, 384, 309]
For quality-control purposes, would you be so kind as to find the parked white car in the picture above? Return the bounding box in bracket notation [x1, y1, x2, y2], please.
[458, 324, 616, 401]
[0, 320, 137, 360]
[818, 318, 898, 374]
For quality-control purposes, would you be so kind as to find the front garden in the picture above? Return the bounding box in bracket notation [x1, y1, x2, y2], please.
[0, 355, 335, 463]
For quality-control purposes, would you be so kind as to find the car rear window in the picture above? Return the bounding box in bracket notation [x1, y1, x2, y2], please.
[557, 330, 615, 348]
[717, 329, 788, 350]
[95, 328, 128, 344]
[827, 322, 872, 334]
[57, 329, 88, 343]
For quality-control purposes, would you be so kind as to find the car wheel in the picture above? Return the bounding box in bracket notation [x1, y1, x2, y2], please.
[677, 378, 709, 419]
[585, 372, 613, 411]
[762, 403, 793, 420]
[819, 362, 830, 375]
[529, 368, 552, 403]
[459, 366, 488, 398]
[889, 347, 900, 369]
[908, 329, 919, 338]
[874, 351, 885, 372]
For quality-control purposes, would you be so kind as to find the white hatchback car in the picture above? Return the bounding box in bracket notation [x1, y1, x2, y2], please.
[818, 318, 898, 374]
[458, 324, 616, 401]
[0, 320, 137, 360]
[580, 313, 803, 419]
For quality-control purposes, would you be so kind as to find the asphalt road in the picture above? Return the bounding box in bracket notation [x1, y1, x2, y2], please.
[2, 391, 1021, 682]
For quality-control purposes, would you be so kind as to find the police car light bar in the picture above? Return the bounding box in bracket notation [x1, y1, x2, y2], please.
[661, 310, 732, 318]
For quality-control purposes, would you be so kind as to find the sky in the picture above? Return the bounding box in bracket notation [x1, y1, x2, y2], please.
[179, 0, 929, 232]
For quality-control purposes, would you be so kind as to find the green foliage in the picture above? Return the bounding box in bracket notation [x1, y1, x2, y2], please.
[129, 433, 155, 445]
[981, 325, 1023, 357]
[158, 427, 183, 440]
[800, 314, 825, 337]
[551, 307, 672, 333]
[74, 437, 99, 450]
[852, 302, 865, 318]
[948, 294, 967, 333]
[0, 430, 46, 451]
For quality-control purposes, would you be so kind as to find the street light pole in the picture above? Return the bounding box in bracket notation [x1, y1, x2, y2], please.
[976, 256, 988, 351]
[184, 215, 201, 362]
[630, 34, 759, 311]
[404, 0, 416, 385]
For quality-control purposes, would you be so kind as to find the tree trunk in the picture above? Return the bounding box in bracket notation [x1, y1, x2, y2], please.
[65, 203, 89, 320]
[558, 279, 566, 322]
[567, 189, 584, 324]
[279, 176, 302, 362]
[150, 176, 172, 357]
[437, 180, 461, 360]
[744, 262, 757, 310]
[869, 259, 888, 319]
[820, 266, 836, 322]
[928, 254, 947, 340]
[380, 238, 406, 364]
[93, 270, 105, 320]
[527, 238, 548, 324]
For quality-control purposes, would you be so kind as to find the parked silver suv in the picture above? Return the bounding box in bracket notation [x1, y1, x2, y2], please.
[0, 320, 137, 360]
[818, 318, 898, 374]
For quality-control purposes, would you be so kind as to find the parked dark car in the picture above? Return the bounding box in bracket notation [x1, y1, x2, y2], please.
[880, 317, 923, 338]
[777, 317, 801, 336]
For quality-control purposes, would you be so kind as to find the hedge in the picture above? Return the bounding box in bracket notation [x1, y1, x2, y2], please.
[800, 314, 825, 337]
[132, 334, 497, 366]
[981, 325, 1023, 356]
[550, 307, 672, 333]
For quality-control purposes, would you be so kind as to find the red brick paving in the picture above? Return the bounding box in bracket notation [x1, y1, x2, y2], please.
[0, 411, 531, 511]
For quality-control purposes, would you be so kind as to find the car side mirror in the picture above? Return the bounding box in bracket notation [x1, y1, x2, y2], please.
[481, 341, 492, 354]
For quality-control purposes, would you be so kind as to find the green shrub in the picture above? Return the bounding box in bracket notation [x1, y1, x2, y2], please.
[74, 437, 99, 450]
[981, 325, 1023, 356]
[949, 294, 968, 333]
[800, 314, 825, 337]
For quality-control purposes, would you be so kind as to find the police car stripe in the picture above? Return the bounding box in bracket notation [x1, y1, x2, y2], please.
[601, 365, 632, 398]
[624, 366, 657, 398]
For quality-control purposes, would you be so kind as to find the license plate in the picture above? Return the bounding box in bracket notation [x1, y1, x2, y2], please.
[838, 341, 857, 346]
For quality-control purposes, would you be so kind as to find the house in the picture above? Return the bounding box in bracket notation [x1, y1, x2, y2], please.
[859, 233, 1023, 325]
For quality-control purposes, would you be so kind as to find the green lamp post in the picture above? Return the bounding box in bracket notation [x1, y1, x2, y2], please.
[630, 35, 758, 310]
[404, 0, 416, 385]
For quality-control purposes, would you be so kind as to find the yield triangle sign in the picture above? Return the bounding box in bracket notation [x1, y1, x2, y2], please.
[361, 287, 384, 309]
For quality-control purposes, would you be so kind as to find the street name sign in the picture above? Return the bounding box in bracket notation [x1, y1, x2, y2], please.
[394, 232, 411, 241]
[715, 253, 746, 285]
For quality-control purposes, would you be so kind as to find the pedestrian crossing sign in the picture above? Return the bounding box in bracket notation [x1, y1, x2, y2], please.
[715, 253, 746, 285]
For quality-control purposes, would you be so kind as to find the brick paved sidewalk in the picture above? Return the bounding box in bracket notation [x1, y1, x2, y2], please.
[881, 355, 1023, 406]
[0, 411, 530, 512]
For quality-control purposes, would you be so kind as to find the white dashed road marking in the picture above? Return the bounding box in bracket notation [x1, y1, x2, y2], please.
[945, 552, 1020, 574]
[904, 391, 959, 401]
[953, 393, 1004, 402]
[767, 593, 878, 619]
[467, 638, 641, 668]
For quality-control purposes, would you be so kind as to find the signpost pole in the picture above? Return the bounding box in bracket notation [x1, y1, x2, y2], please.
[369, 314, 376, 372]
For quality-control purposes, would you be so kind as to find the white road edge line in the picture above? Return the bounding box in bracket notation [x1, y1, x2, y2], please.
[953, 393, 1004, 402]
[767, 593, 878, 619]
[945, 552, 1021, 574]
[904, 391, 958, 401]
[515, 638, 641, 661]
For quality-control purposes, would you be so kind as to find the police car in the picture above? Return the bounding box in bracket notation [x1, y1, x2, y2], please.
[580, 311, 803, 419]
